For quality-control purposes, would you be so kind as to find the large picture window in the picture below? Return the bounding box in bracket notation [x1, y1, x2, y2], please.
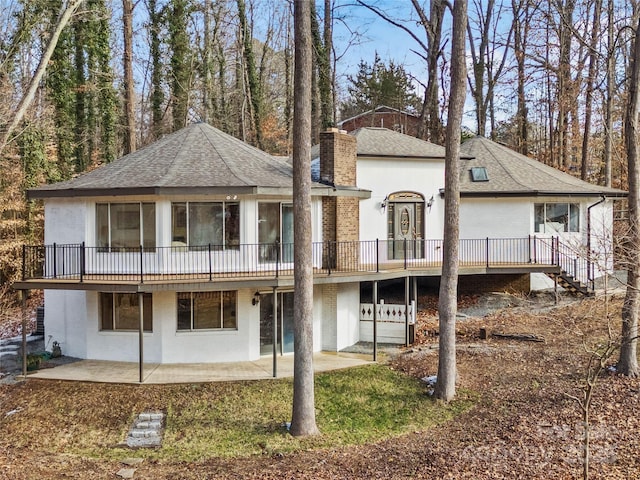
[534, 203, 580, 233]
[96, 203, 156, 251]
[100, 293, 152, 331]
[172, 202, 240, 249]
[177, 291, 237, 330]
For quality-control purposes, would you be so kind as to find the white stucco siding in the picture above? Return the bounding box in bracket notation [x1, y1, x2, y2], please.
[160, 289, 258, 363]
[44, 199, 87, 244]
[460, 198, 531, 239]
[84, 291, 162, 363]
[335, 283, 360, 351]
[43, 290, 88, 359]
[357, 158, 445, 241]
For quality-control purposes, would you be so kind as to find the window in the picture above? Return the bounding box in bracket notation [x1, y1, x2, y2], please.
[177, 291, 237, 330]
[534, 203, 580, 233]
[258, 202, 293, 262]
[100, 293, 152, 331]
[470, 167, 489, 182]
[172, 202, 240, 249]
[96, 203, 156, 251]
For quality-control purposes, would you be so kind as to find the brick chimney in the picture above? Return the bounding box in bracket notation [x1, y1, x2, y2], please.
[319, 128, 359, 269]
[319, 128, 357, 187]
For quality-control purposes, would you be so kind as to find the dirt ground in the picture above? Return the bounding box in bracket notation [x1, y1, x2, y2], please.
[1, 292, 639, 479]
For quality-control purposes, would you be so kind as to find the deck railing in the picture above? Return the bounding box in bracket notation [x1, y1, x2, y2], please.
[21, 236, 572, 284]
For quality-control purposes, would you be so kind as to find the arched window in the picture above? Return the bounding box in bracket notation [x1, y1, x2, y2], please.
[386, 192, 424, 259]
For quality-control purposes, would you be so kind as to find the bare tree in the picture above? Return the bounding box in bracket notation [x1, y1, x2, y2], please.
[0, 0, 83, 154]
[290, 0, 319, 437]
[434, 0, 467, 402]
[618, 9, 640, 378]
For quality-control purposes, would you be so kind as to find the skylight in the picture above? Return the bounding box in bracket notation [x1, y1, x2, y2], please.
[470, 167, 489, 182]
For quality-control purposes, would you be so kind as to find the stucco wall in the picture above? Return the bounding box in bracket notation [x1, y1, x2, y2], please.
[357, 158, 445, 241]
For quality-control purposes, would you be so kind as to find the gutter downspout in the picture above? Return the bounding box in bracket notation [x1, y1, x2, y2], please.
[587, 195, 607, 291]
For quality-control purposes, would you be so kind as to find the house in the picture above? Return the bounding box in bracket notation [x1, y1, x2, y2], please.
[458, 136, 626, 291]
[338, 106, 422, 137]
[15, 124, 626, 370]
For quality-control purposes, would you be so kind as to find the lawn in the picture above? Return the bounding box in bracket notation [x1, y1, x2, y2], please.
[1, 293, 639, 479]
[0, 364, 472, 462]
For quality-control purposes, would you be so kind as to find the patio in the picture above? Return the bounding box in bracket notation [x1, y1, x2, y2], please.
[27, 351, 373, 384]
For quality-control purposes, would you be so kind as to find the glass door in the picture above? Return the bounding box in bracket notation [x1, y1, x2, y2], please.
[259, 292, 295, 355]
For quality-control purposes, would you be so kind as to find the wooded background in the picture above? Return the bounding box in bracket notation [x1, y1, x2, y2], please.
[0, 0, 636, 292]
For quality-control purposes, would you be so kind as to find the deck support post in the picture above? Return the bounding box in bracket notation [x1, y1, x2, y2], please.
[272, 287, 278, 377]
[405, 276, 410, 347]
[138, 292, 144, 383]
[21, 290, 27, 377]
[373, 280, 378, 362]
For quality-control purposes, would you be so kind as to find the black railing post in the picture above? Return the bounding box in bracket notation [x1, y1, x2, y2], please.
[80, 242, 85, 282]
[139, 245, 144, 284]
[404, 238, 407, 269]
[208, 243, 213, 281]
[574, 258, 578, 278]
[376, 239, 379, 273]
[532, 235, 537, 264]
[486, 237, 490, 268]
[53, 242, 57, 278]
[328, 242, 332, 276]
[21, 245, 26, 280]
[275, 241, 280, 278]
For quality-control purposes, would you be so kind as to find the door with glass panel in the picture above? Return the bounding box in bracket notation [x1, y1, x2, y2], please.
[387, 192, 424, 260]
[258, 203, 293, 263]
[259, 292, 294, 355]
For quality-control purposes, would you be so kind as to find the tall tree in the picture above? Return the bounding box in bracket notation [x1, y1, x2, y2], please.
[0, 0, 83, 154]
[237, 0, 263, 147]
[434, 0, 467, 402]
[148, 0, 165, 140]
[340, 54, 421, 120]
[356, 0, 446, 142]
[618, 8, 640, 378]
[290, 0, 319, 438]
[122, 0, 136, 153]
[168, 0, 191, 131]
[466, 0, 512, 137]
[511, 0, 531, 154]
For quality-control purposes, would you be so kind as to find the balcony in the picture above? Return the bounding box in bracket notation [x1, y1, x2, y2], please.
[16, 237, 591, 291]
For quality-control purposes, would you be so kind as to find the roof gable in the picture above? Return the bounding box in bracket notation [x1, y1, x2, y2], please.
[349, 127, 447, 158]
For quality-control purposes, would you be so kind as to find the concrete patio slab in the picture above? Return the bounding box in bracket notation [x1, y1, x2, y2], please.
[27, 352, 373, 384]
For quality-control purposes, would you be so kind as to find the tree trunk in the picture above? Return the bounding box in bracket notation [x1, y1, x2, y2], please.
[123, 0, 136, 154]
[581, 0, 601, 181]
[619, 11, 640, 378]
[0, 0, 83, 154]
[290, 0, 319, 437]
[148, 0, 164, 140]
[603, 0, 614, 187]
[434, 0, 467, 402]
[237, 0, 262, 148]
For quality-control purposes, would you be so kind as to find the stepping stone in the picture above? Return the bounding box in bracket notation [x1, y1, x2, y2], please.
[125, 412, 164, 448]
[116, 468, 136, 479]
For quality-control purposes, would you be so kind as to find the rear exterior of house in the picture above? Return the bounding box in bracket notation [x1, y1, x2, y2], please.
[15, 124, 626, 366]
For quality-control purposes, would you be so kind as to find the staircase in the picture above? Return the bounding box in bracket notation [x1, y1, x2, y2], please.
[547, 271, 593, 296]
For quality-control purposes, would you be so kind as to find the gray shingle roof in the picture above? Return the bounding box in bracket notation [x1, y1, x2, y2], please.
[350, 127, 448, 158]
[459, 136, 627, 197]
[30, 123, 300, 198]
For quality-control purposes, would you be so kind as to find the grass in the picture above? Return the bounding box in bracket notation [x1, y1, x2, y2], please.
[0, 364, 475, 462]
[136, 364, 474, 460]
